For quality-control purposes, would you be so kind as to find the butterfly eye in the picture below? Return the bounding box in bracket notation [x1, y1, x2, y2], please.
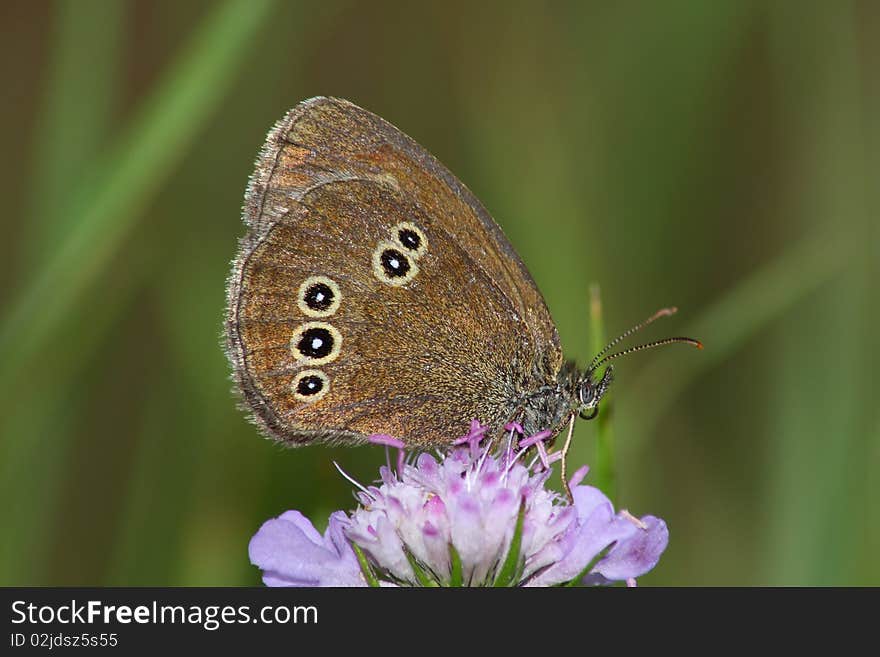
[291, 369, 330, 402]
[372, 242, 419, 286]
[290, 321, 342, 365]
[392, 222, 428, 257]
[297, 276, 341, 317]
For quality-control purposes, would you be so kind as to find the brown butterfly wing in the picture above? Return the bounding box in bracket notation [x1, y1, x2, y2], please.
[227, 97, 562, 448]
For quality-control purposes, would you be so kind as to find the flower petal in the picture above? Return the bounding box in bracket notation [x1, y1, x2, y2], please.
[525, 491, 637, 586]
[249, 510, 365, 587]
[591, 516, 669, 581]
[571, 485, 611, 522]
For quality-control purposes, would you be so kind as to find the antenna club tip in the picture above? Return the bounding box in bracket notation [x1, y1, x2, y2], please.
[654, 306, 678, 319]
[695, 340, 704, 350]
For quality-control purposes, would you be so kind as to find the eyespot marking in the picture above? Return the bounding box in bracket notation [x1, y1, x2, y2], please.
[392, 222, 428, 258]
[291, 369, 329, 403]
[372, 241, 419, 286]
[297, 275, 341, 317]
[290, 321, 342, 365]
[381, 248, 410, 277]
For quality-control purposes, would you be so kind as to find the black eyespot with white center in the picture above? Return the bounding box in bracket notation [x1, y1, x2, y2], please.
[381, 248, 410, 278]
[297, 327, 333, 358]
[392, 222, 428, 258]
[291, 369, 330, 402]
[372, 241, 419, 286]
[304, 282, 333, 310]
[297, 374, 324, 396]
[290, 321, 342, 365]
[398, 228, 421, 251]
[296, 276, 341, 318]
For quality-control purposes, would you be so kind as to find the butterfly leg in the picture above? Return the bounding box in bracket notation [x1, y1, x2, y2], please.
[559, 412, 578, 503]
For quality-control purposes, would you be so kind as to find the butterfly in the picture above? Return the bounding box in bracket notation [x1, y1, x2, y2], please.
[225, 97, 700, 489]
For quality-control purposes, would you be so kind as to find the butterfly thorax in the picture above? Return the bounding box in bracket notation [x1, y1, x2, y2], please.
[513, 358, 618, 440]
[515, 360, 580, 439]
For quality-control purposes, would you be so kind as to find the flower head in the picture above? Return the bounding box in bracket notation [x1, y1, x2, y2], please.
[249, 423, 668, 587]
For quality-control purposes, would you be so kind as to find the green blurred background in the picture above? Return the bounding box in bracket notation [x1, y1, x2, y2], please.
[1, 0, 876, 586]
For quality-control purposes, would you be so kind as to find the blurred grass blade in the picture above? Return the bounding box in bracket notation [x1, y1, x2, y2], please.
[0, 0, 276, 395]
[22, 0, 124, 267]
[0, 0, 125, 585]
[622, 227, 851, 451]
[0, 0, 275, 584]
[763, 1, 869, 585]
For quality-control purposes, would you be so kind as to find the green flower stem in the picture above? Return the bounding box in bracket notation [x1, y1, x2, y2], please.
[448, 544, 463, 587]
[403, 549, 438, 587]
[589, 283, 616, 503]
[493, 498, 526, 586]
[352, 543, 380, 587]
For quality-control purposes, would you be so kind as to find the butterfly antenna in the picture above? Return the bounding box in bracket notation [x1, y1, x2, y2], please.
[592, 336, 703, 371]
[588, 307, 679, 372]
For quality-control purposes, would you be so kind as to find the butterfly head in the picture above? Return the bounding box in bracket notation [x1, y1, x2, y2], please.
[575, 364, 614, 420]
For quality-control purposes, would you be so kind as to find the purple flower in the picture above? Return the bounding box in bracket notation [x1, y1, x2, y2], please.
[249, 423, 668, 587]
